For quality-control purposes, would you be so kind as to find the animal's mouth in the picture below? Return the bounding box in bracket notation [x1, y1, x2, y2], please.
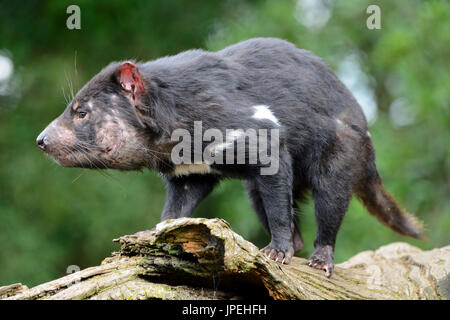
[43, 144, 106, 169]
[45, 148, 84, 167]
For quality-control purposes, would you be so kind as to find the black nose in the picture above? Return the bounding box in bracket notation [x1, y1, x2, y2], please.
[36, 134, 48, 150]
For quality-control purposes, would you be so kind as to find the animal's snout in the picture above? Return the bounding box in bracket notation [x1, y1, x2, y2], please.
[36, 132, 49, 150]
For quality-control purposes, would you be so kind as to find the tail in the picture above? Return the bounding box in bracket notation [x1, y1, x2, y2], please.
[356, 172, 425, 240]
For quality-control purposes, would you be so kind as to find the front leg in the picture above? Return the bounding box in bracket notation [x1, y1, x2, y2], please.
[135, 174, 218, 237]
[161, 174, 219, 221]
[257, 150, 296, 264]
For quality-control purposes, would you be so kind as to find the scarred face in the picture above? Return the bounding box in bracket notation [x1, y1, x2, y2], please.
[36, 62, 157, 170]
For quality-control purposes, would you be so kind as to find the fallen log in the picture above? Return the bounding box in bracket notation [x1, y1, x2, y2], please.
[2, 218, 449, 300]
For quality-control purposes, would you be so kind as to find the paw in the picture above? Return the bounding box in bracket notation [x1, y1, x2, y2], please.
[307, 245, 334, 277]
[261, 242, 295, 264]
[133, 228, 156, 238]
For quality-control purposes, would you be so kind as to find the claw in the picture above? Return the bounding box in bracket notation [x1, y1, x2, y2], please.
[324, 265, 333, 277]
[269, 249, 277, 260]
[261, 243, 294, 265]
[276, 252, 284, 262]
[307, 245, 335, 277]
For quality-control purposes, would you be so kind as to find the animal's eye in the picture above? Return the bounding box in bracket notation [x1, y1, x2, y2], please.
[78, 111, 87, 119]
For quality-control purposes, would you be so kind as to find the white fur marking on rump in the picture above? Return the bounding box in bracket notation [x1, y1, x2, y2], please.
[252, 105, 280, 125]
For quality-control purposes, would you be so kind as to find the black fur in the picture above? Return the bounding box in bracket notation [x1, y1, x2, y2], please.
[37, 38, 424, 277]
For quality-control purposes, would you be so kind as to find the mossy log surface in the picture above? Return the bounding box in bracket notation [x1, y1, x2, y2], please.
[2, 218, 449, 300]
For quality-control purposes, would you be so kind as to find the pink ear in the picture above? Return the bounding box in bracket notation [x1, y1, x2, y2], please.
[117, 62, 146, 104]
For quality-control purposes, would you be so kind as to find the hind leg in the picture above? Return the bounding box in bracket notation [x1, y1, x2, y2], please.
[291, 179, 308, 252]
[308, 176, 352, 277]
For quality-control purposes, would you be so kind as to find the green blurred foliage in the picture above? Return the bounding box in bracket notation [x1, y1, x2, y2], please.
[0, 0, 448, 286]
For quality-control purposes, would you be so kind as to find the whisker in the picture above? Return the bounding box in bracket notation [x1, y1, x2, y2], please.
[63, 145, 126, 192]
[64, 69, 75, 100]
[73, 146, 127, 190]
[61, 86, 69, 105]
[74, 50, 78, 87]
[135, 140, 174, 169]
[71, 170, 86, 183]
[62, 146, 84, 168]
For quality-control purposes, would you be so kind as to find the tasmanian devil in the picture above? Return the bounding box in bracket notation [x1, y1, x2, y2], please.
[36, 38, 424, 277]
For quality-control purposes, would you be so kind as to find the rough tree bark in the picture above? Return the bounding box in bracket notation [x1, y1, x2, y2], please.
[1, 218, 449, 300]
